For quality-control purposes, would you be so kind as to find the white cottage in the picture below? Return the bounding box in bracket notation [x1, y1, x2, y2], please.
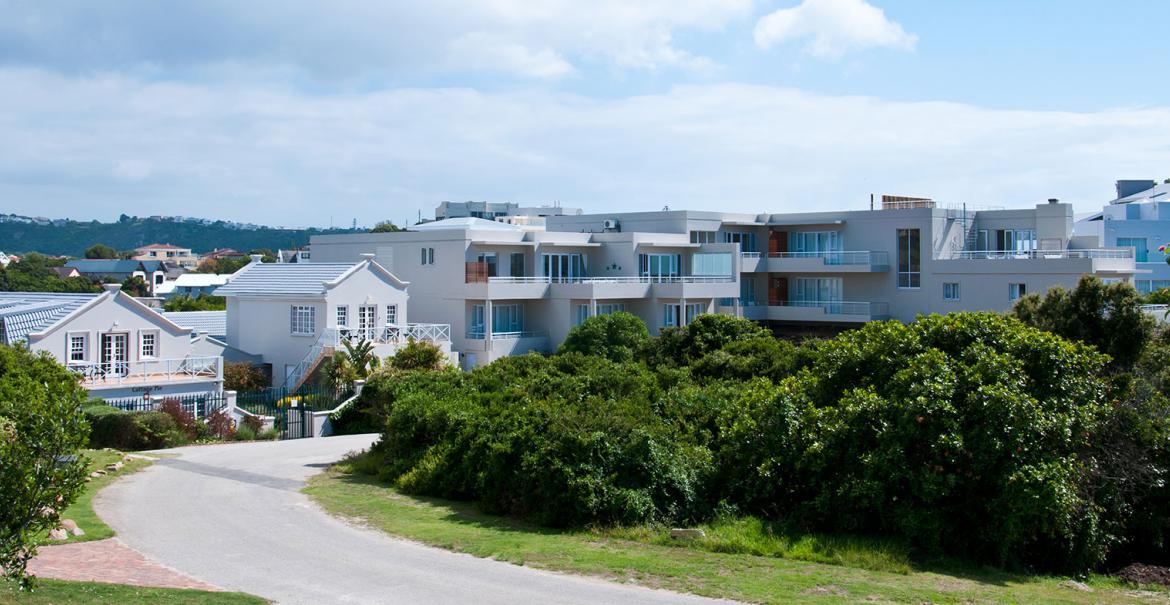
[214, 254, 453, 388]
[0, 285, 223, 399]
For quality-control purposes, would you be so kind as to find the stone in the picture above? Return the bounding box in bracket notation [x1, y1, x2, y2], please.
[39, 506, 55, 518]
[669, 528, 706, 540]
[90, 471, 105, 478]
[61, 519, 78, 532]
[47, 528, 68, 541]
[105, 462, 123, 472]
[70, 526, 85, 537]
[1059, 580, 1093, 593]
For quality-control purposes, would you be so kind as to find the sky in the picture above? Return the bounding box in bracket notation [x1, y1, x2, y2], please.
[1, 0, 1168, 227]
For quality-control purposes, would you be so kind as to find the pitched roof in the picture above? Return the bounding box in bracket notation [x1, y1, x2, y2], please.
[213, 263, 359, 296]
[65, 259, 141, 273]
[163, 311, 226, 339]
[137, 243, 189, 250]
[0, 292, 100, 344]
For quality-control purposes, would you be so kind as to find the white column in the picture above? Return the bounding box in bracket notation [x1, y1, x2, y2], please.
[589, 298, 598, 317]
[485, 299, 493, 352]
[681, 298, 688, 326]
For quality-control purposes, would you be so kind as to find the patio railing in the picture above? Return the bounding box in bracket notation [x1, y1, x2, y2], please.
[69, 355, 222, 386]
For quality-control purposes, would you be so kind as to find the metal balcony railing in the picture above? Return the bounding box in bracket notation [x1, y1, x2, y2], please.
[946, 248, 1133, 260]
[740, 251, 762, 259]
[465, 330, 549, 340]
[767, 251, 890, 265]
[69, 355, 222, 386]
[768, 300, 890, 316]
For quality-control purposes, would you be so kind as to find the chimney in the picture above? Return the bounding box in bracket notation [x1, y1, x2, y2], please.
[1047, 198, 1059, 204]
[102, 283, 122, 293]
[249, 254, 263, 263]
[360, 253, 375, 261]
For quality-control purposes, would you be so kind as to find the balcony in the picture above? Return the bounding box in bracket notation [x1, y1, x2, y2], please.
[339, 323, 452, 344]
[937, 248, 1136, 276]
[70, 355, 222, 388]
[464, 329, 550, 357]
[945, 249, 1132, 260]
[740, 251, 764, 272]
[744, 301, 890, 323]
[766, 251, 889, 273]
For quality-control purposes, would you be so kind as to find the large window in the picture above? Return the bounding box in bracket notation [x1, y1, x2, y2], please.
[597, 303, 626, 315]
[1136, 279, 1170, 294]
[722, 232, 757, 253]
[1117, 237, 1149, 262]
[685, 303, 705, 324]
[542, 253, 587, 281]
[68, 334, 87, 363]
[1009, 283, 1027, 301]
[692, 252, 733, 276]
[358, 304, 376, 336]
[793, 277, 842, 303]
[897, 228, 921, 288]
[663, 304, 681, 328]
[638, 253, 681, 281]
[471, 304, 524, 334]
[574, 304, 589, 326]
[477, 252, 498, 277]
[290, 305, 316, 336]
[790, 231, 841, 254]
[995, 229, 1037, 253]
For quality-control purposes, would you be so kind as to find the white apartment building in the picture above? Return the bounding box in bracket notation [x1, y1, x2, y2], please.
[310, 198, 1135, 367]
[310, 218, 741, 368]
[214, 255, 454, 388]
[0, 285, 223, 399]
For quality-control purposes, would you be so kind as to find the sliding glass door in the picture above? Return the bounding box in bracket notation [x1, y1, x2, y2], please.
[638, 253, 681, 282]
[542, 253, 586, 282]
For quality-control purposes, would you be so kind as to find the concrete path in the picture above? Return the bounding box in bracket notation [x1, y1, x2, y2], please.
[96, 435, 731, 605]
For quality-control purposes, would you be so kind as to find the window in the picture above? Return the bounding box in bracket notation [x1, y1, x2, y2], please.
[896, 228, 921, 288]
[290, 305, 316, 335]
[574, 304, 589, 326]
[421, 248, 427, 265]
[1117, 237, 1149, 262]
[470, 304, 524, 334]
[1009, 283, 1027, 301]
[421, 247, 435, 265]
[385, 304, 398, 326]
[995, 229, 1037, 253]
[1127, 204, 1142, 220]
[68, 334, 87, 363]
[477, 252, 498, 277]
[663, 304, 681, 328]
[139, 331, 158, 358]
[790, 231, 841, 255]
[692, 252, 733, 276]
[793, 277, 842, 303]
[638, 253, 680, 281]
[690, 230, 717, 244]
[510, 253, 525, 277]
[943, 282, 960, 301]
[685, 303, 705, 324]
[336, 305, 349, 327]
[596, 303, 626, 315]
[542, 253, 587, 281]
[722, 232, 757, 253]
[299, 251, 310, 260]
[358, 304, 376, 337]
[1136, 280, 1170, 294]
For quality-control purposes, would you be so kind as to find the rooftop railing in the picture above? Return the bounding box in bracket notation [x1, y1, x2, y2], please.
[767, 251, 890, 265]
[70, 355, 222, 386]
[946, 249, 1134, 260]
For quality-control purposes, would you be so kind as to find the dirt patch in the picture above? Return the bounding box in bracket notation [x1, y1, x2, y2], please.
[1116, 563, 1170, 588]
[803, 584, 849, 597]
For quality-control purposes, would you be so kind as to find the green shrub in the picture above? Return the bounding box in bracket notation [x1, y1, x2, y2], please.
[235, 424, 257, 441]
[133, 411, 182, 449]
[558, 312, 650, 363]
[84, 405, 140, 450]
[388, 340, 448, 371]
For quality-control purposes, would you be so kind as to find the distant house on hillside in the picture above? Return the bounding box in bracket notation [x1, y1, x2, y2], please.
[64, 259, 184, 296]
[133, 243, 199, 268]
[0, 285, 223, 399]
[204, 248, 243, 260]
[50, 266, 81, 279]
[277, 248, 311, 263]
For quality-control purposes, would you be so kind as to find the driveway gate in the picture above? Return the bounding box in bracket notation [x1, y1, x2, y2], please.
[236, 385, 349, 440]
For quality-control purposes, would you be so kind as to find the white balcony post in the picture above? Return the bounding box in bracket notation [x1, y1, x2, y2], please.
[589, 298, 597, 318]
[485, 299, 493, 352]
[681, 298, 688, 326]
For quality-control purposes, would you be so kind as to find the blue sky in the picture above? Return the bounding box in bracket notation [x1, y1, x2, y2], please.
[1, 0, 1167, 227]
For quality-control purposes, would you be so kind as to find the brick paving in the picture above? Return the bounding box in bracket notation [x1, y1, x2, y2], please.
[28, 538, 219, 591]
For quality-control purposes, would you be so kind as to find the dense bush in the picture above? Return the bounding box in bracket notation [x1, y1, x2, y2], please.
[557, 312, 649, 363]
[1, 344, 90, 587]
[84, 404, 188, 450]
[355, 311, 1170, 574]
[224, 362, 269, 392]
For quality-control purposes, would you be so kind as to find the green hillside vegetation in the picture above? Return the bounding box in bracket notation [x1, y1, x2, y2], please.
[0, 214, 360, 256]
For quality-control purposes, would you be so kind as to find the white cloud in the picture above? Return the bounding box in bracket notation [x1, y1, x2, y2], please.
[1, 69, 1166, 226]
[0, 1, 752, 79]
[754, 0, 917, 58]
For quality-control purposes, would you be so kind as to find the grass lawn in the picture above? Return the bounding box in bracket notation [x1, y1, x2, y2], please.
[0, 579, 266, 604]
[36, 449, 153, 545]
[306, 466, 1170, 605]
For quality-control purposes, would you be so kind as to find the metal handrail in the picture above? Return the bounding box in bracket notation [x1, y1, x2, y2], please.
[767, 300, 889, 316]
[947, 248, 1133, 260]
[69, 355, 222, 385]
[740, 251, 762, 259]
[767, 251, 890, 265]
[466, 330, 549, 340]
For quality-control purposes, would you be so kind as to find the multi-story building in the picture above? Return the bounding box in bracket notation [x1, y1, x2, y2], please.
[310, 217, 741, 368]
[434, 201, 583, 227]
[550, 197, 1135, 327]
[133, 243, 199, 268]
[0, 285, 223, 399]
[1076, 179, 1170, 294]
[310, 197, 1134, 367]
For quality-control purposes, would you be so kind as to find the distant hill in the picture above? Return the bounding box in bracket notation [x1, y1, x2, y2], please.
[0, 214, 363, 256]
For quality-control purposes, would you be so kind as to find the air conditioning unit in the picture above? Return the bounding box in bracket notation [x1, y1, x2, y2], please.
[603, 219, 619, 230]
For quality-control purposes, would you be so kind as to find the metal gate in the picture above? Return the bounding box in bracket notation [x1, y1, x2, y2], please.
[277, 406, 313, 440]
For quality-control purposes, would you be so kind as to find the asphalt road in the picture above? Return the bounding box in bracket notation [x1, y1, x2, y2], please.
[96, 434, 731, 605]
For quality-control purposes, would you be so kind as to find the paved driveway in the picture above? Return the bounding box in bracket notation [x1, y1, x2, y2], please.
[96, 435, 730, 605]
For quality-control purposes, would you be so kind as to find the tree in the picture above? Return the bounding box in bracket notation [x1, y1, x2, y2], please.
[558, 312, 650, 363]
[324, 351, 358, 391]
[83, 243, 118, 259]
[1014, 275, 1154, 370]
[0, 344, 90, 588]
[389, 340, 448, 371]
[119, 275, 151, 297]
[341, 338, 380, 378]
[223, 362, 269, 392]
[163, 294, 226, 312]
[369, 221, 404, 233]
